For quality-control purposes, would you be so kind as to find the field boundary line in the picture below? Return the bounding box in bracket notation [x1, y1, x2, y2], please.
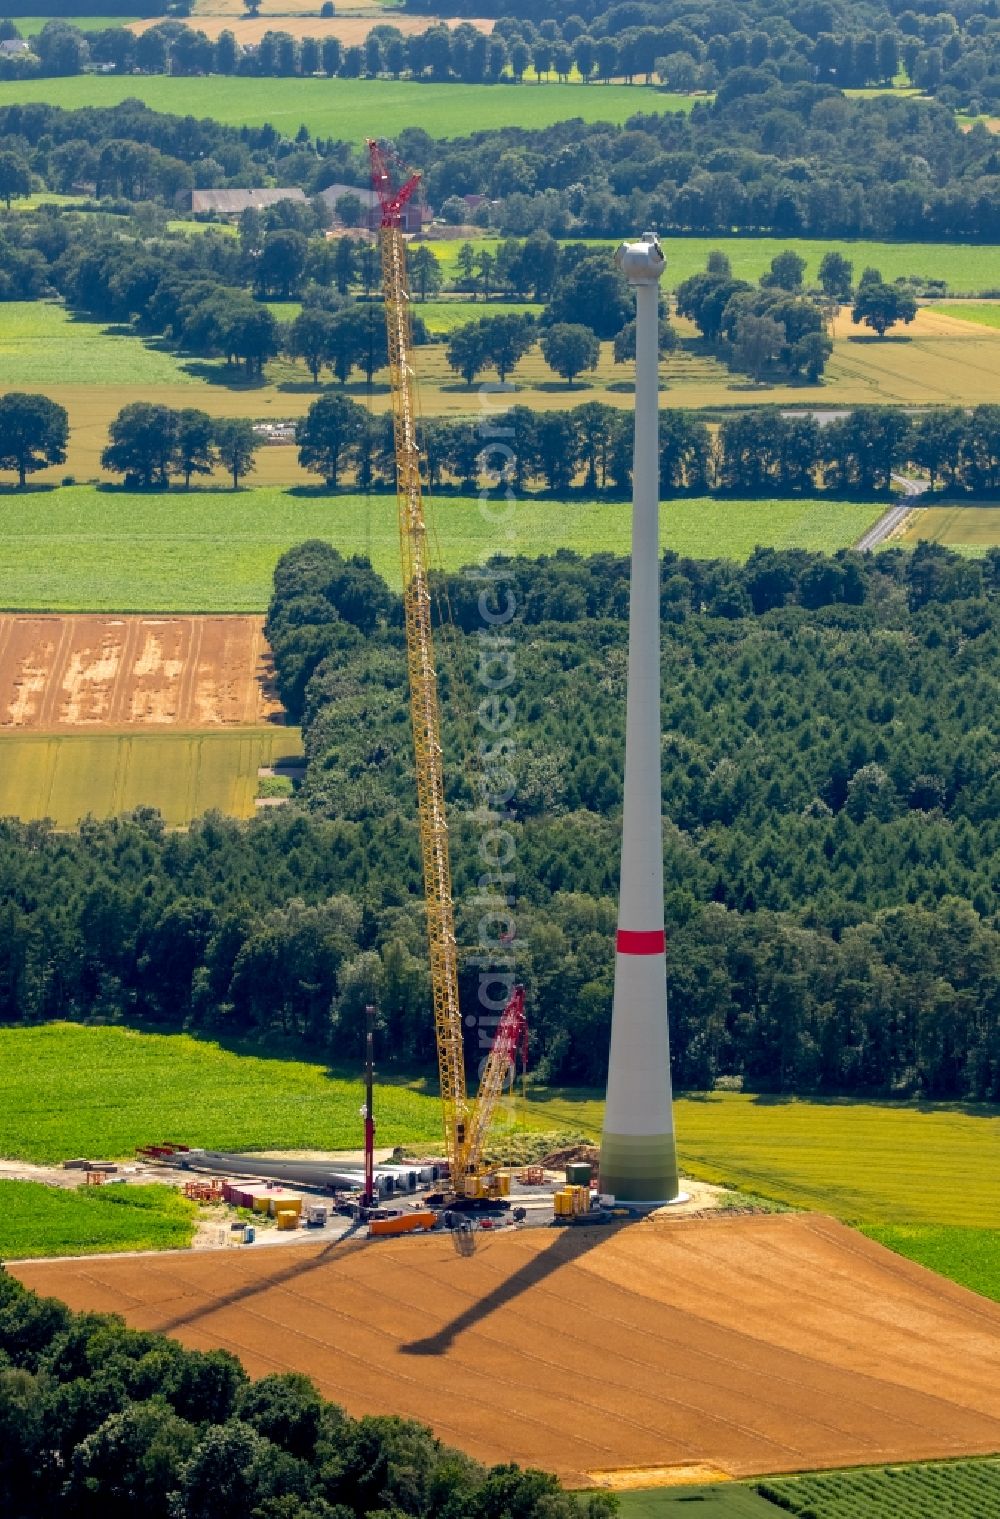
[0, 725, 301, 741]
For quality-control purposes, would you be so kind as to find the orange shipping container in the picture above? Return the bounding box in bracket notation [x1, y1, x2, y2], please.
[368, 1210, 436, 1237]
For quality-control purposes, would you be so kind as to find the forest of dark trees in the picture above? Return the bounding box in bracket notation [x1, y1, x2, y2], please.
[0, 1263, 614, 1519]
[1, 545, 998, 1101]
[0, 88, 998, 241]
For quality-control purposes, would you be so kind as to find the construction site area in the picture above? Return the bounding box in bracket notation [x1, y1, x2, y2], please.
[14, 1212, 1000, 1487]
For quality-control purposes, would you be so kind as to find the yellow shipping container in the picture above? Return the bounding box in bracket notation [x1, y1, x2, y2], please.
[553, 1190, 574, 1217]
[276, 1209, 299, 1231]
[268, 1194, 302, 1218]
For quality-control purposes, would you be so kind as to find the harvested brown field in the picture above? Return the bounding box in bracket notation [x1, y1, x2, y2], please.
[15, 1214, 1000, 1486]
[0, 615, 282, 729]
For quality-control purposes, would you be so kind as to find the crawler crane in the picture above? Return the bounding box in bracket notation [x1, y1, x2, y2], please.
[368, 139, 526, 1202]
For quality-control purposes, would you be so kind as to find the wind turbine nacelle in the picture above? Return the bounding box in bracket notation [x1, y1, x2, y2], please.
[614, 233, 666, 286]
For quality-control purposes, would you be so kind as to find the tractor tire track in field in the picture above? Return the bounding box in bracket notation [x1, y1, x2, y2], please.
[0, 614, 282, 730]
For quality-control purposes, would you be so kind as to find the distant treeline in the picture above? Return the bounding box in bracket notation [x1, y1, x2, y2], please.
[3, 544, 999, 1102]
[3, 0, 999, 114]
[0, 1264, 611, 1519]
[0, 88, 998, 242]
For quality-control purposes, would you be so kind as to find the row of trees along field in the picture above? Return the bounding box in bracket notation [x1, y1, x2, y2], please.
[286, 397, 1000, 497]
[6, 389, 1000, 498]
[2, 545, 999, 1099]
[0, 1264, 613, 1519]
[0, 88, 998, 240]
[417, 0, 1000, 113]
[1, 2, 998, 114]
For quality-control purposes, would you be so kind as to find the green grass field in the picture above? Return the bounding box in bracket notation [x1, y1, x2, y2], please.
[6, 14, 137, 33]
[0, 1024, 446, 1163]
[0, 486, 882, 611]
[414, 300, 544, 333]
[758, 1460, 1000, 1518]
[0, 75, 694, 138]
[930, 302, 1000, 329]
[0, 728, 302, 826]
[0, 1179, 197, 1260]
[432, 237, 1000, 296]
[526, 1090, 1000, 1228]
[0, 302, 195, 388]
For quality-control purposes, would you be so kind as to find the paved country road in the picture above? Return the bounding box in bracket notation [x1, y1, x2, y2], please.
[855, 474, 929, 551]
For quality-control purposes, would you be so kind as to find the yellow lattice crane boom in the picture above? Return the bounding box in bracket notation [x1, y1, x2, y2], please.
[368, 140, 526, 1200]
[368, 138, 470, 1186]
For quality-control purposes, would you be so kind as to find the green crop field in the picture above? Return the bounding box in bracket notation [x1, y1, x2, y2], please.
[525, 1090, 1000, 1228]
[0, 75, 695, 139]
[758, 1459, 1000, 1518]
[0, 1025, 446, 1163]
[3, 1031, 997, 1229]
[613, 1462, 1000, 1519]
[862, 1225, 1000, 1305]
[0, 302, 195, 388]
[0, 728, 302, 826]
[616, 1485, 775, 1517]
[0, 1180, 197, 1260]
[899, 505, 1000, 549]
[930, 303, 1000, 328]
[0, 485, 882, 612]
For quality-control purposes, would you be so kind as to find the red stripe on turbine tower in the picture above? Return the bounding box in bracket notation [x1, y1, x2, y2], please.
[616, 929, 666, 955]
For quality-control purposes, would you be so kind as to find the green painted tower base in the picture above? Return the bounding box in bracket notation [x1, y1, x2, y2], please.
[599, 1130, 680, 1206]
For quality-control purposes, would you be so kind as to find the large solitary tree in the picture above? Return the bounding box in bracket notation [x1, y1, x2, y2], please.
[852, 268, 918, 337]
[0, 393, 69, 486]
[445, 322, 490, 387]
[540, 322, 600, 387]
[296, 394, 366, 487]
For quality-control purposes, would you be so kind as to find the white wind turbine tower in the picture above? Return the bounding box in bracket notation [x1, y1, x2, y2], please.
[599, 233, 682, 1207]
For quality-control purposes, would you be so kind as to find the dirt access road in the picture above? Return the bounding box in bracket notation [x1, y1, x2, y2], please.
[16, 1213, 1000, 1488]
[0, 615, 282, 729]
